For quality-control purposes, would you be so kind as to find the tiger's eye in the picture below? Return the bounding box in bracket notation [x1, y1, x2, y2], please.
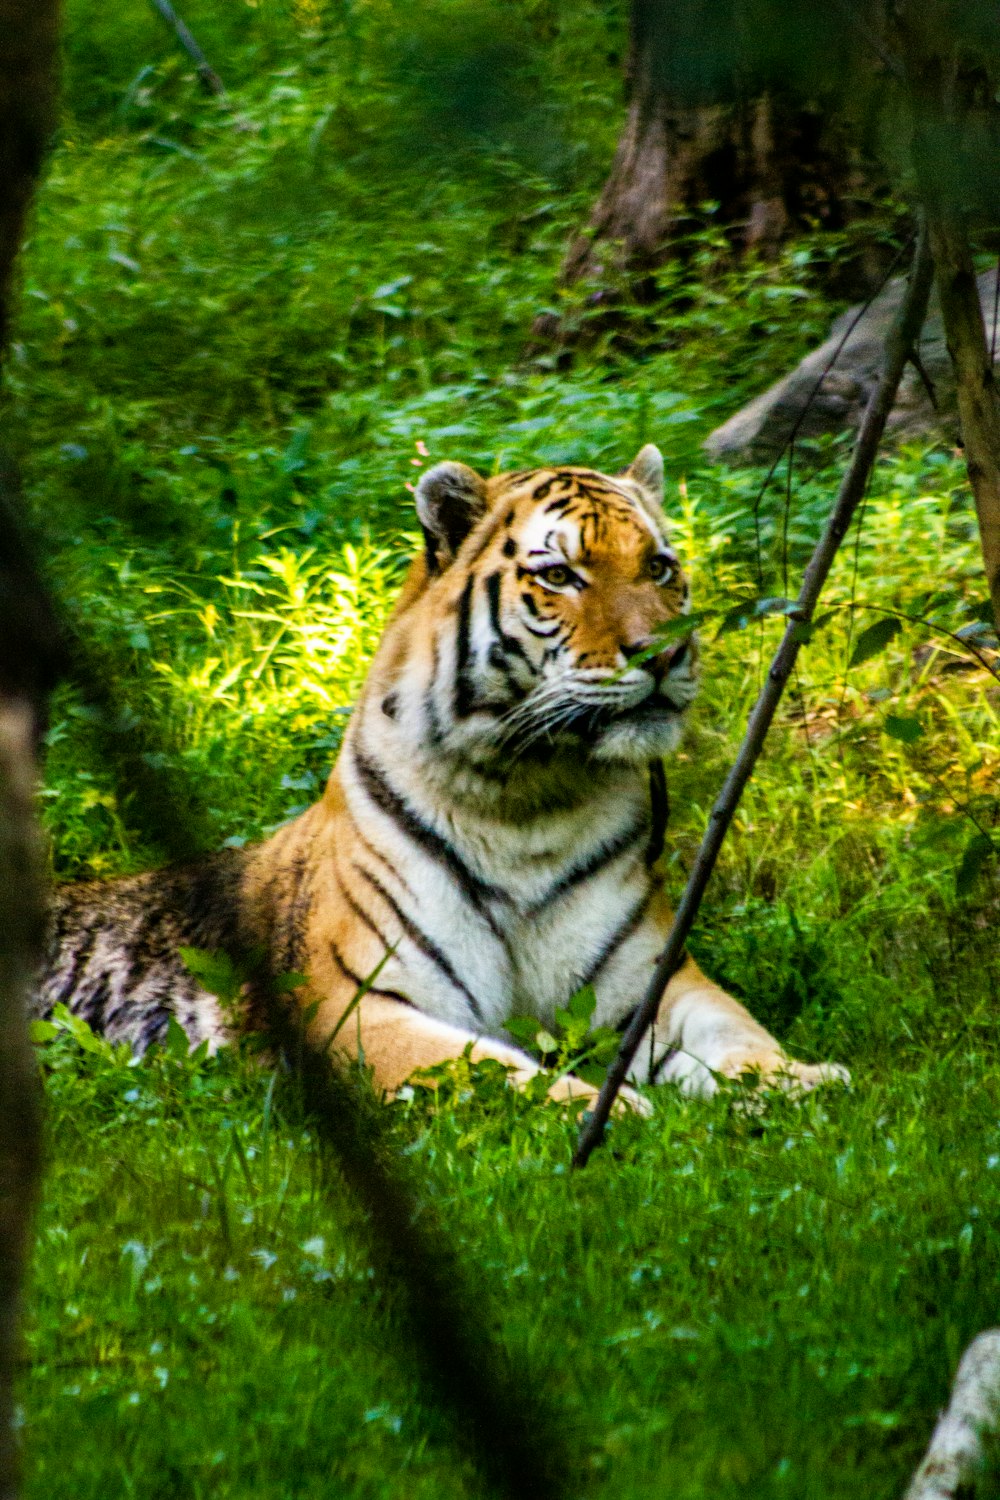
[538, 564, 574, 588]
[649, 556, 675, 583]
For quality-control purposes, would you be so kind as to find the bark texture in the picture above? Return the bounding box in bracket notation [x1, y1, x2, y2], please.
[0, 0, 60, 358]
[0, 3, 62, 1494]
[0, 709, 44, 1500]
[903, 25, 1000, 635]
[562, 3, 874, 288]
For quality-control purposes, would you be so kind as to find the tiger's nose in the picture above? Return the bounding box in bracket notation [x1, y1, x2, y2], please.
[621, 637, 688, 681]
[620, 639, 652, 663]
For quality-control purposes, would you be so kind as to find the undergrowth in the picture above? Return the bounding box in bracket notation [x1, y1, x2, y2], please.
[10, 0, 1000, 1496]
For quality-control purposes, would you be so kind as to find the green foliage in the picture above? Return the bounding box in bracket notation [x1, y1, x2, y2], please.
[10, 2, 1000, 1496]
[507, 984, 623, 1087]
[849, 615, 902, 668]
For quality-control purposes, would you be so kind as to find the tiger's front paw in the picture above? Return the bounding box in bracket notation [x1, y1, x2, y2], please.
[717, 1049, 850, 1096]
[544, 1073, 653, 1119]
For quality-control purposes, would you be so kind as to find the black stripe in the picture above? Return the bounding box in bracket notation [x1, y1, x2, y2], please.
[454, 575, 476, 717]
[651, 1044, 680, 1082]
[349, 742, 508, 933]
[484, 570, 531, 666]
[49, 921, 100, 1009]
[336, 869, 394, 950]
[577, 880, 659, 991]
[329, 940, 413, 1008]
[424, 633, 445, 747]
[354, 864, 484, 1023]
[356, 829, 415, 899]
[646, 760, 669, 868]
[522, 618, 562, 640]
[525, 814, 647, 918]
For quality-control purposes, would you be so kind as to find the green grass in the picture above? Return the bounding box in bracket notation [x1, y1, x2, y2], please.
[11, 0, 1000, 1494]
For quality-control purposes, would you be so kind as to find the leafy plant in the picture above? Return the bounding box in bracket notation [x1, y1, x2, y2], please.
[506, 985, 623, 1089]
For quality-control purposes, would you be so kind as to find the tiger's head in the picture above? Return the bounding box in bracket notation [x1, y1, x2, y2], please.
[380, 444, 698, 777]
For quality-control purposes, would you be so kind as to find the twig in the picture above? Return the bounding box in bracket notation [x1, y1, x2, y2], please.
[573, 217, 935, 1169]
[147, 0, 224, 96]
[905, 1330, 1000, 1499]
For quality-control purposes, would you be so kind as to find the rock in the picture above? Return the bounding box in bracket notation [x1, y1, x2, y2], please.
[704, 267, 1000, 465]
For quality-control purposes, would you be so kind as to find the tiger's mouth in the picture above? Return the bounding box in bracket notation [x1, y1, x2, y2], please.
[563, 687, 687, 737]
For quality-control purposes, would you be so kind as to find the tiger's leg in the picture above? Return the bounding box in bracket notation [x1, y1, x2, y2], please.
[311, 994, 650, 1114]
[636, 952, 850, 1096]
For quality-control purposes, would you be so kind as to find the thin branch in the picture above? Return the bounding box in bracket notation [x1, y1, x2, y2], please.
[148, 0, 224, 96]
[905, 1329, 1000, 1499]
[573, 218, 935, 1169]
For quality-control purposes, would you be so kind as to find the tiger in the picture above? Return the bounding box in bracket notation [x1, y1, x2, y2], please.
[39, 444, 849, 1111]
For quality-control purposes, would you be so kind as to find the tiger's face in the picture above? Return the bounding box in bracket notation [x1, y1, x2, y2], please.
[403, 444, 698, 771]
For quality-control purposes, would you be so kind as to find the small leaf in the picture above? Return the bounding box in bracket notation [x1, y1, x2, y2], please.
[567, 984, 597, 1025]
[849, 616, 901, 668]
[166, 1016, 190, 1060]
[273, 971, 308, 994]
[955, 620, 998, 648]
[178, 947, 244, 1007]
[790, 608, 836, 645]
[715, 596, 794, 639]
[715, 601, 756, 638]
[505, 1015, 541, 1049]
[884, 714, 923, 744]
[534, 1030, 560, 1057]
[754, 596, 796, 618]
[956, 833, 995, 896]
[29, 1020, 58, 1044]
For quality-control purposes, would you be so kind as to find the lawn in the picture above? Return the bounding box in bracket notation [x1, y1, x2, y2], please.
[13, 0, 1000, 1494]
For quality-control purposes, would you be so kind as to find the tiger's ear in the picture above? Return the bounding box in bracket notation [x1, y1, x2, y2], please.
[415, 461, 490, 574]
[625, 443, 665, 513]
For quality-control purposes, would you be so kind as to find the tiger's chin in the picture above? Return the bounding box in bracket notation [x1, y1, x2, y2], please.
[589, 703, 689, 764]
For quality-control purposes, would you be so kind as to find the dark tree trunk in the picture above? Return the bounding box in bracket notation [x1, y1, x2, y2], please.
[562, 2, 879, 288]
[0, 1, 62, 1495]
[901, 12, 1000, 635]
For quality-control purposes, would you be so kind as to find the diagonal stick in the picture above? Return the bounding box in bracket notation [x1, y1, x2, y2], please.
[148, 0, 224, 96]
[573, 217, 935, 1169]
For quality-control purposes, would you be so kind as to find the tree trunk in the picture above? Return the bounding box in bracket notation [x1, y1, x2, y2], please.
[0, 2, 62, 1494]
[902, 29, 1000, 635]
[0, 708, 44, 1500]
[562, 2, 881, 291]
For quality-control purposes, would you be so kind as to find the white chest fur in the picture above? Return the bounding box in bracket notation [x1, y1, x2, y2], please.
[339, 715, 658, 1037]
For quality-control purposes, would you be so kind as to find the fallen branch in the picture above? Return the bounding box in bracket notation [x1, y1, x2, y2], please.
[148, 0, 224, 97]
[573, 218, 935, 1168]
[905, 1329, 1000, 1499]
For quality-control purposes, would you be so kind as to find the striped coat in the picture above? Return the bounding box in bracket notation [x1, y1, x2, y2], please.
[39, 446, 848, 1109]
